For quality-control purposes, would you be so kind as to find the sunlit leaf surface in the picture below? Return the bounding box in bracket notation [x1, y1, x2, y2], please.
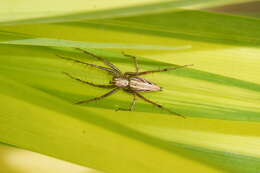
[0, 1, 260, 173]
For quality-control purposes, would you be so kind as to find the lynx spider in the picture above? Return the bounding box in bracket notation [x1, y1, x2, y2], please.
[58, 48, 192, 117]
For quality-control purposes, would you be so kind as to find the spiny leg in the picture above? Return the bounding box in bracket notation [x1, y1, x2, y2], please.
[116, 93, 136, 111]
[122, 52, 139, 72]
[125, 64, 193, 76]
[57, 54, 118, 76]
[76, 88, 119, 104]
[63, 72, 115, 88]
[76, 48, 122, 75]
[135, 92, 185, 118]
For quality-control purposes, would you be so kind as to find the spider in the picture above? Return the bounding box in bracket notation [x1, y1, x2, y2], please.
[58, 48, 192, 117]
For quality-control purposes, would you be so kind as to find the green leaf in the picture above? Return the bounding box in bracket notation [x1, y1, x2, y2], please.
[1, 3, 260, 173]
[0, 0, 253, 25]
[0, 38, 192, 50]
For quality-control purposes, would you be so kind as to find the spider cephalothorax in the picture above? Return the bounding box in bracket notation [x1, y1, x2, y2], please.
[112, 77, 129, 88]
[58, 48, 192, 117]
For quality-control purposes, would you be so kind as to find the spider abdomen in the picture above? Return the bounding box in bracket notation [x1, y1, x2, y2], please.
[129, 77, 161, 92]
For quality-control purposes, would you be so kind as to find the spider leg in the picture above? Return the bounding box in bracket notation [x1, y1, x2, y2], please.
[135, 92, 185, 118]
[76, 48, 122, 75]
[63, 72, 115, 88]
[57, 54, 118, 76]
[125, 64, 193, 76]
[76, 88, 119, 104]
[116, 93, 136, 111]
[122, 52, 139, 72]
